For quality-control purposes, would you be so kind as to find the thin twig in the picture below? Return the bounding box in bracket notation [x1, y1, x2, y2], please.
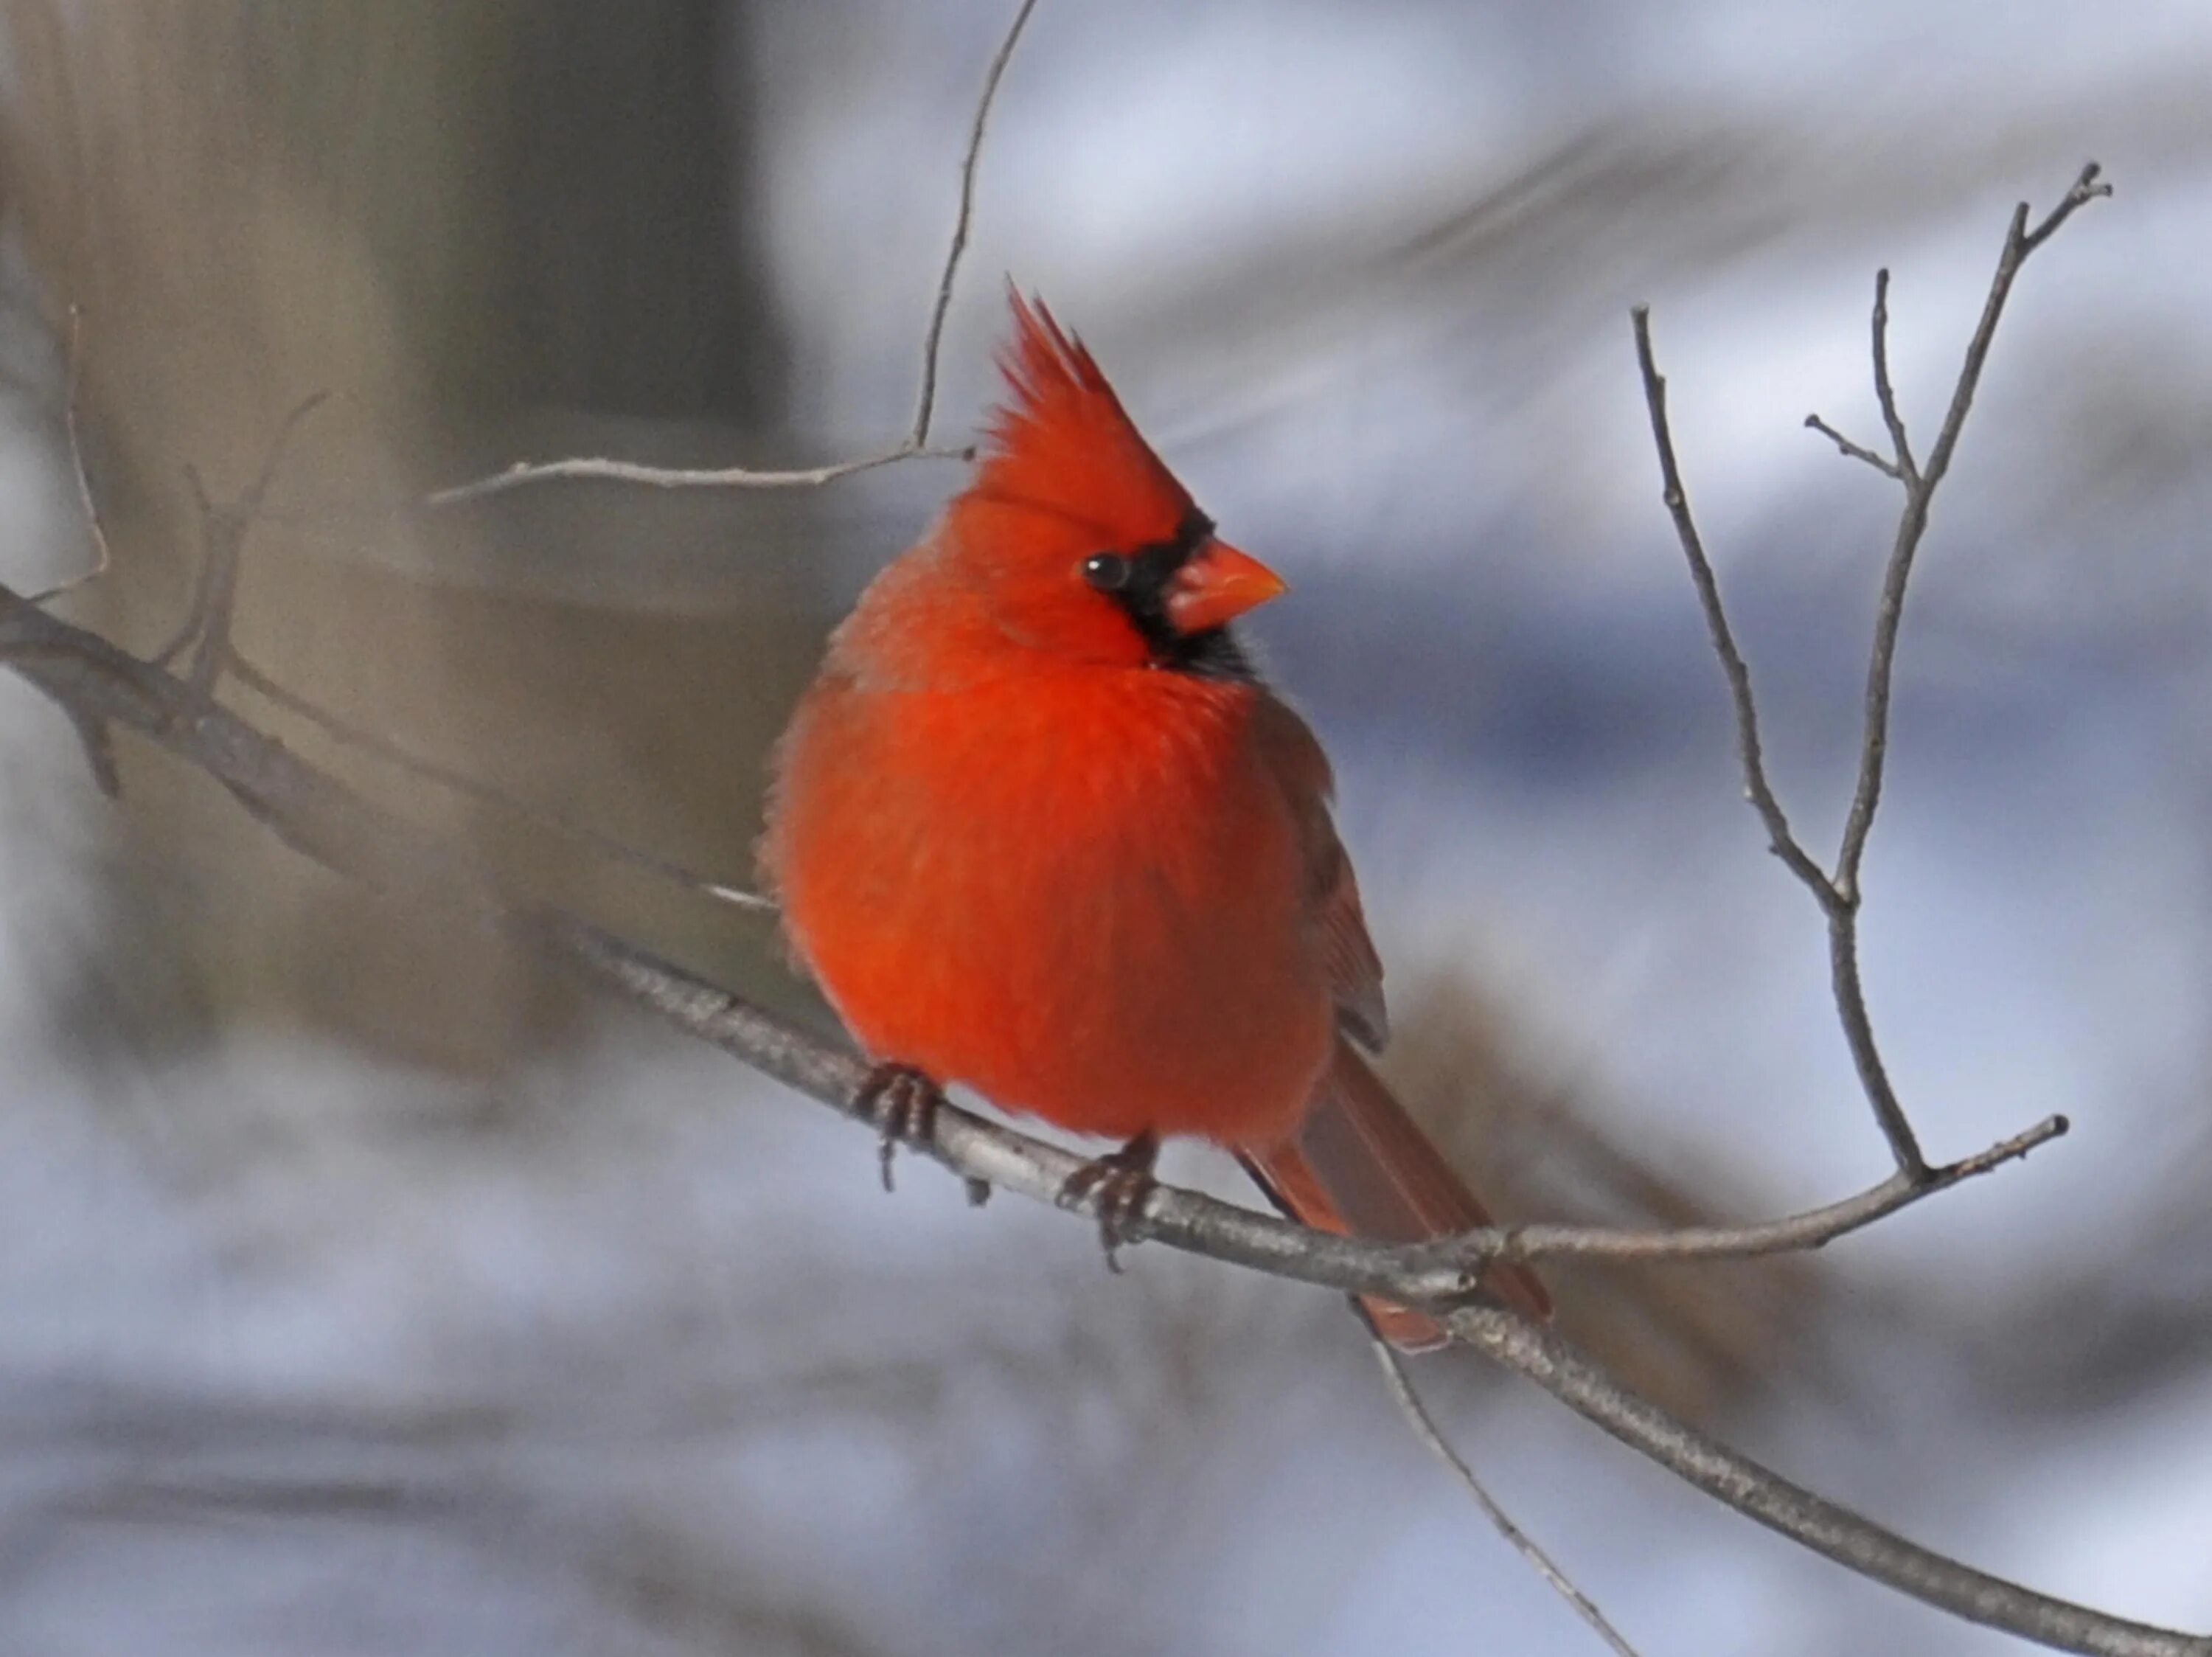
[1630, 306, 1839, 907]
[0, 584, 2198, 1657]
[1871, 268, 1916, 480]
[153, 391, 329, 696]
[1371, 1335, 1644, 1657]
[1424, 1110, 2065, 1270]
[912, 0, 1041, 447]
[424, 444, 973, 508]
[1924, 164, 2110, 490]
[1450, 1305, 2205, 1657]
[226, 653, 773, 913]
[428, 0, 1042, 506]
[1803, 413, 1902, 480]
[27, 304, 114, 607]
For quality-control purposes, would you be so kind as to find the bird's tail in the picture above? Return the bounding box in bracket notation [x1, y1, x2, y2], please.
[1238, 1039, 1551, 1352]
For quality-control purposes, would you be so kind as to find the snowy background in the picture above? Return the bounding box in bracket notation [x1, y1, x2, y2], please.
[0, 1, 2208, 1653]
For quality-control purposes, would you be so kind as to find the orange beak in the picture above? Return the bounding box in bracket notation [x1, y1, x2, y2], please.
[1164, 542, 1288, 635]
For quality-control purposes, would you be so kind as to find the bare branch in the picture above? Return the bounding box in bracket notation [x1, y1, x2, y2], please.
[0, 583, 2197, 1657]
[1450, 1305, 2207, 1657]
[1839, 163, 2110, 900]
[1644, 296, 1929, 1174]
[1924, 163, 2111, 491]
[428, 0, 1042, 506]
[912, 0, 1042, 448]
[1371, 1335, 1645, 1657]
[1630, 306, 1839, 907]
[1635, 166, 2108, 1183]
[1431, 1110, 2065, 1268]
[424, 444, 974, 509]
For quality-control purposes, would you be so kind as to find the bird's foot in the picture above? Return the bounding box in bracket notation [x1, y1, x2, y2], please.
[1057, 1131, 1161, 1272]
[855, 1063, 947, 1193]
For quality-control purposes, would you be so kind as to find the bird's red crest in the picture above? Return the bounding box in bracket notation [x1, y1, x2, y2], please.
[969, 290, 1195, 545]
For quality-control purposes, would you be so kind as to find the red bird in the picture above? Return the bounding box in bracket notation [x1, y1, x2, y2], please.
[761, 294, 1547, 1346]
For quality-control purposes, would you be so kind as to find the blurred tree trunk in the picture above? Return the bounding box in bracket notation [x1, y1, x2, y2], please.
[489, 0, 784, 421]
[1, 0, 815, 1082]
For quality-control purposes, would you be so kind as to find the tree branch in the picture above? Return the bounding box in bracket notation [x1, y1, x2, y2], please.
[0, 583, 2197, 1657]
[1450, 1306, 2207, 1657]
[1835, 163, 2110, 905]
[428, 0, 1041, 507]
[1638, 164, 2109, 1183]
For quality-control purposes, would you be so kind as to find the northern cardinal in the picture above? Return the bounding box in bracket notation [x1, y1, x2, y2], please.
[761, 293, 1547, 1346]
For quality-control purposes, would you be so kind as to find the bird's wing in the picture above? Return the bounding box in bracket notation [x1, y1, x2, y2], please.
[1243, 692, 1551, 1346]
[1248, 693, 1388, 1048]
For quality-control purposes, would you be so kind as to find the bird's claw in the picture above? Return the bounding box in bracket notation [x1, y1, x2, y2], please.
[1057, 1131, 1161, 1271]
[855, 1063, 946, 1193]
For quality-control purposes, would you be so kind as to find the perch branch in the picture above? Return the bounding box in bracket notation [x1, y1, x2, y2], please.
[0, 582, 2196, 1657]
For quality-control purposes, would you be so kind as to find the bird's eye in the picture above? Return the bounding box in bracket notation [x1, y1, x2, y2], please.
[1081, 552, 1132, 591]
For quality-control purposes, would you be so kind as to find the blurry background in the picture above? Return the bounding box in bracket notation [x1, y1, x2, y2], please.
[0, 1, 2207, 1652]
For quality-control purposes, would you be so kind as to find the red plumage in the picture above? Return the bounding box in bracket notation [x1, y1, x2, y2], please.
[762, 293, 1546, 1343]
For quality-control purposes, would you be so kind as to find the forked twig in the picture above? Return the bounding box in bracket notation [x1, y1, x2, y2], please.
[1424, 1109, 2066, 1271]
[1634, 162, 2110, 1181]
[1834, 164, 2112, 904]
[153, 391, 329, 698]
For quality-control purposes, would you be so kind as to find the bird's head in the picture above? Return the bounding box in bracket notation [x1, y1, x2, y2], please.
[942, 291, 1286, 676]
